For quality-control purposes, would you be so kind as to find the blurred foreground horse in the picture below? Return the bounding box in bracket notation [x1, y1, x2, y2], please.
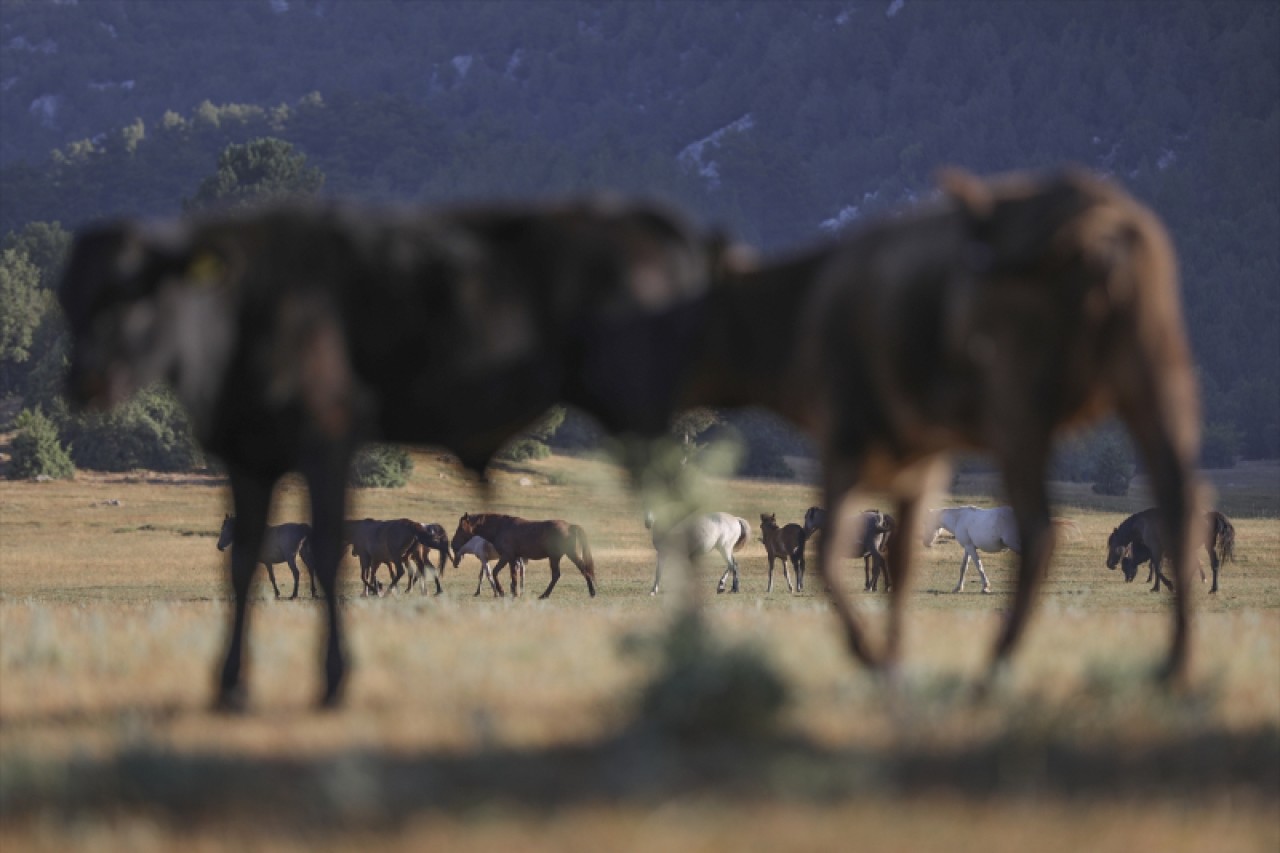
[679, 169, 1203, 685]
[59, 198, 725, 709]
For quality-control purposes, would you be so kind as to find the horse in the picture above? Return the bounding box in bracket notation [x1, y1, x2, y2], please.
[646, 510, 752, 595]
[450, 513, 596, 600]
[675, 169, 1203, 685]
[759, 513, 806, 594]
[342, 518, 426, 596]
[1109, 508, 1236, 593]
[402, 522, 451, 595]
[921, 506, 1016, 594]
[453, 534, 527, 597]
[60, 197, 725, 708]
[216, 515, 316, 600]
[800, 506, 893, 592]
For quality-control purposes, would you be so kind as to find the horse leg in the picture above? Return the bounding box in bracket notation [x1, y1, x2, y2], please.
[265, 562, 283, 599]
[766, 553, 775, 594]
[490, 558, 508, 597]
[650, 553, 664, 595]
[864, 553, 874, 591]
[539, 556, 563, 600]
[974, 553, 992, 594]
[1207, 541, 1220, 594]
[216, 467, 274, 712]
[285, 556, 302, 600]
[716, 546, 734, 594]
[987, 440, 1053, 680]
[952, 551, 971, 594]
[568, 552, 596, 598]
[301, 443, 353, 709]
[818, 460, 879, 668]
[883, 495, 922, 669]
[300, 541, 319, 598]
[783, 555, 794, 593]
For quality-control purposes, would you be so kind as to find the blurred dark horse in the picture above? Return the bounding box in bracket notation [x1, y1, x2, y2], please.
[1108, 508, 1236, 594]
[677, 169, 1203, 685]
[216, 514, 315, 599]
[59, 198, 723, 709]
[450, 512, 596, 599]
[344, 517, 446, 597]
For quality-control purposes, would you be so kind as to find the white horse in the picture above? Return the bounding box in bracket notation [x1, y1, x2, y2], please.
[922, 506, 1020, 594]
[453, 535, 526, 597]
[645, 510, 752, 595]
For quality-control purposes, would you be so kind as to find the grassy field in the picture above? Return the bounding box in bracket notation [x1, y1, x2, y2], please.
[1, 450, 1277, 850]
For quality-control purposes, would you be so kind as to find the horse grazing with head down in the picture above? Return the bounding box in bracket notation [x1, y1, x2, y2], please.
[1108, 508, 1236, 593]
[59, 197, 724, 708]
[451, 512, 596, 600]
[646, 510, 752, 595]
[677, 169, 1203, 685]
[800, 506, 894, 592]
[217, 515, 316, 600]
[759, 513, 806, 594]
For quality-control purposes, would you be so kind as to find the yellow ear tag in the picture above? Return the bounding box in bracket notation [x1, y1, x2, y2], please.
[186, 251, 225, 286]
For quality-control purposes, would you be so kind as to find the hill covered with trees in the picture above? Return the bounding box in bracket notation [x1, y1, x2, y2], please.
[1, 0, 1276, 469]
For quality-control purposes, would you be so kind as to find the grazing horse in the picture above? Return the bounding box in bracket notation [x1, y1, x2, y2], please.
[216, 515, 316, 599]
[1109, 508, 1236, 594]
[59, 197, 723, 708]
[450, 513, 596, 599]
[759, 513, 806, 594]
[646, 510, 752, 595]
[453, 535, 527, 597]
[800, 506, 894, 592]
[676, 169, 1203, 685]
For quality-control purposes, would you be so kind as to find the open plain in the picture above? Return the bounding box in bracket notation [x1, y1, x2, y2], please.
[1, 450, 1277, 851]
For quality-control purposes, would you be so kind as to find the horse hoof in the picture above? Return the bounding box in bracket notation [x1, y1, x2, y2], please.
[981, 587, 991, 595]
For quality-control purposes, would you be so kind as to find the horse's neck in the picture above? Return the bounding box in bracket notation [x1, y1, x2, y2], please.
[681, 250, 829, 415]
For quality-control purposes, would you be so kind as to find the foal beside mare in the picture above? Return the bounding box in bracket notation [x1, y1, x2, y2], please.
[1108, 508, 1236, 593]
[759, 513, 806, 594]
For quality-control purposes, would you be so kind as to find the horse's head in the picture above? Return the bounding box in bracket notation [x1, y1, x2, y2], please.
[760, 513, 778, 531]
[802, 506, 824, 534]
[216, 514, 234, 551]
[921, 509, 943, 548]
[450, 514, 476, 566]
[1105, 527, 1126, 570]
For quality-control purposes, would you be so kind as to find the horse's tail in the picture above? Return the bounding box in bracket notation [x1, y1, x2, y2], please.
[733, 517, 751, 553]
[1215, 513, 1236, 564]
[1050, 517, 1081, 540]
[569, 524, 595, 576]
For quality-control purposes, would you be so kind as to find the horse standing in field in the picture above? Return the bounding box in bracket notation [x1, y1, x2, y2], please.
[1109, 508, 1236, 594]
[453, 534, 527, 597]
[759, 513, 806, 594]
[403, 522, 451, 595]
[676, 169, 1203, 685]
[646, 510, 752, 595]
[59, 197, 724, 708]
[450, 512, 596, 599]
[216, 515, 316, 600]
[800, 506, 893, 592]
[343, 518, 430, 596]
[921, 506, 1020, 594]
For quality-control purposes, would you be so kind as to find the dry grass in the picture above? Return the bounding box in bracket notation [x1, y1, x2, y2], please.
[1, 450, 1277, 850]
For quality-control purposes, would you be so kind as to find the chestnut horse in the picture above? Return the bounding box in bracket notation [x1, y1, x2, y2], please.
[677, 169, 1203, 685]
[451, 512, 596, 600]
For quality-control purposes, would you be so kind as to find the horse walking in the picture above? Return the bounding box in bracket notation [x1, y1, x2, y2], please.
[647, 510, 751, 595]
[217, 515, 316, 600]
[760, 513, 806, 594]
[1109, 508, 1236, 593]
[922, 506, 1017, 594]
[451, 513, 596, 600]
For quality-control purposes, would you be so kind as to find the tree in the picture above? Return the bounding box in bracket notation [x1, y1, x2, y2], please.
[7, 407, 74, 480]
[0, 249, 50, 382]
[185, 137, 324, 212]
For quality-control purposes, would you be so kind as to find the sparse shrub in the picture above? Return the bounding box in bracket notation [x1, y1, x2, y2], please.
[495, 438, 551, 463]
[7, 407, 74, 480]
[349, 443, 413, 488]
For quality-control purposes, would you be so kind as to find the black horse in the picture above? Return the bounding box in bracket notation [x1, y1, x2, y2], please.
[1108, 508, 1236, 593]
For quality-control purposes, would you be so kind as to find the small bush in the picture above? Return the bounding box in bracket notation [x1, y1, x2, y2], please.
[495, 438, 550, 463]
[349, 443, 414, 488]
[60, 387, 202, 472]
[7, 407, 74, 480]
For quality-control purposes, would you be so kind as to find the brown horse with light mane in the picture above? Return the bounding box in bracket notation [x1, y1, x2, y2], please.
[676, 168, 1203, 686]
[451, 512, 596, 599]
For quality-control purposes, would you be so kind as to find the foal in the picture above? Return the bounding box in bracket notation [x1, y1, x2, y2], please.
[759, 513, 806, 594]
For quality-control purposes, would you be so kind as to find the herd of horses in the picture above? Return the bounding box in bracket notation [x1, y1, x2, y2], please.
[222, 506, 1237, 611]
[59, 167, 1211, 708]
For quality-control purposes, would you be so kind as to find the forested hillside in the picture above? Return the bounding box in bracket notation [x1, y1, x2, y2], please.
[1, 0, 1276, 462]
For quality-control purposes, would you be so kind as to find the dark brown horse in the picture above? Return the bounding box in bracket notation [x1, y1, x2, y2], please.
[343, 518, 442, 597]
[216, 515, 316, 599]
[800, 506, 894, 593]
[60, 198, 721, 708]
[759, 513, 806, 594]
[402, 522, 451, 595]
[451, 512, 596, 599]
[1108, 508, 1236, 594]
[677, 169, 1203, 685]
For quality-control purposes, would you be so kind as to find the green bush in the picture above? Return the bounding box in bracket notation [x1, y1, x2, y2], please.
[60, 387, 202, 472]
[349, 443, 413, 488]
[7, 407, 74, 480]
[495, 438, 551, 463]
